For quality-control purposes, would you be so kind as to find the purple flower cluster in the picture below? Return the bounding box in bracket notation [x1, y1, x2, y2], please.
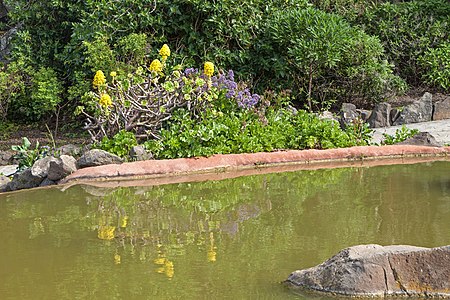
[236, 90, 261, 109]
[182, 67, 261, 109]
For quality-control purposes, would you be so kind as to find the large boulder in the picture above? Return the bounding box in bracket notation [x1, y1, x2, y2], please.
[47, 155, 77, 181]
[285, 244, 450, 297]
[6, 168, 44, 191]
[367, 102, 391, 128]
[76, 149, 123, 169]
[393, 92, 433, 125]
[433, 96, 450, 121]
[31, 156, 59, 178]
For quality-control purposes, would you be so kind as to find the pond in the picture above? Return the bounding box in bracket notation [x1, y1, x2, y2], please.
[0, 161, 449, 299]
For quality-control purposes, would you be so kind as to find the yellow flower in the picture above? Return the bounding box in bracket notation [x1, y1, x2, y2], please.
[97, 225, 115, 240]
[93, 70, 106, 89]
[114, 253, 121, 265]
[149, 59, 163, 72]
[159, 44, 170, 60]
[204, 62, 214, 77]
[99, 93, 112, 107]
[110, 71, 117, 78]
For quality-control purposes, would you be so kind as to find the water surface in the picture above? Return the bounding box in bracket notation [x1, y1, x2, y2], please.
[0, 162, 449, 299]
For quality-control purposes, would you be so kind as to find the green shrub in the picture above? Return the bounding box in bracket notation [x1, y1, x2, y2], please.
[96, 130, 138, 158]
[420, 42, 450, 91]
[11, 137, 49, 171]
[353, 0, 450, 87]
[145, 107, 369, 159]
[256, 7, 405, 109]
[381, 125, 419, 145]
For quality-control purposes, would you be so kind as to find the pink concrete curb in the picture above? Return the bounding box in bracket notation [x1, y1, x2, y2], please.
[61, 145, 450, 185]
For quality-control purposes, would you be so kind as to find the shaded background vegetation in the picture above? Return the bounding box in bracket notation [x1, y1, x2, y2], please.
[0, 0, 447, 125]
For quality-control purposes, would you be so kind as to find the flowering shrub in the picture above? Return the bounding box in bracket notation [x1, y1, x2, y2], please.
[78, 45, 261, 142]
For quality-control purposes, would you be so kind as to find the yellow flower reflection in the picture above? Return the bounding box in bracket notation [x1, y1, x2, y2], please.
[154, 256, 174, 279]
[207, 232, 217, 263]
[114, 253, 121, 265]
[98, 225, 115, 240]
[120, 216, 128, 228]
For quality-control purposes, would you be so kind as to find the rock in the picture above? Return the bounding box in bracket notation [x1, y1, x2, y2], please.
[47, 155, 77, 181]
[0, 25, 18, 62]
[393, 92, 433, 125]
[396, 132, 442, 147]
[0, 165, 18, 176]
[433, 96, 450, 121]
[31, 156, 59, 178]
[0, 174, 10, 192]
[56, 144, 83, 157]
[39, 178, 56, 187]
[6, 168, 44, 191]
[338, 103, 358, 128]
[76, 149, 123, 169]
[129, 145, 153, 161]
[0, 150, 16, 166]
[390, 108, 401, 124]
[285, 244, 450, 298]
[367, 102, 391, 128]
[356, 109, 371, 122]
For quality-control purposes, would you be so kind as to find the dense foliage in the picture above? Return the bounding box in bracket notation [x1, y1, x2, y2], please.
[0, 0, 448, 159]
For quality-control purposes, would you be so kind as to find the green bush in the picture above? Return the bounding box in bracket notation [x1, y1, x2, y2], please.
[145, 107, 369, 159]
[420, 42, 450, 91]
[381, 125, 419, 145]
[256, 7, 405, 109]
[96, 130, 138, 158]
[353, 0, 450, 87]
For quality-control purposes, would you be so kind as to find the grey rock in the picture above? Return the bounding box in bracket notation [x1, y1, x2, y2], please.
[56, 144, 83, 157]
[338, 103, 358, 128]
[129, 145, 153, 161]
[7, 168, 44, 191]
[433, 96, 450, 121]
[285, 244, 450, 298]
[47, 155, 77, 181]
[0, 150, 16, 166]
[393, 92, 433, 125]
[356, 109, 371, 122]
[0, 175, 10, 192]
[390, 107, 401, 124]
[0, 165, 18, 176]
[39, 178, 56, 187]
[318, 111, 339, 123]
[367, 102, 391, 128]
[396, 132, 442, 147]
[76, 149, 123, 169]
[31, 156, 59, 178]
[0, 25, 18, 62]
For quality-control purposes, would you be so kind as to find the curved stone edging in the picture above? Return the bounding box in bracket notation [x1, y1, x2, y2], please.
[61, 145, 450, 185]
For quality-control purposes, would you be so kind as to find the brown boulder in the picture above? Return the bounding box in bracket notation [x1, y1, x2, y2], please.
[285, 244, 450, 297]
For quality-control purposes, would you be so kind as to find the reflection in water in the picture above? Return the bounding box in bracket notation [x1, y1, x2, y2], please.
[0, 162, 449, 299]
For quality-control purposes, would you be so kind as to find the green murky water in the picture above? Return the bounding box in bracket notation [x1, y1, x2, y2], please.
[0, 161, 449, 299]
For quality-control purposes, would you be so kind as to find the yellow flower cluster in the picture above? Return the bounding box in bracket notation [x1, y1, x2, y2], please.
[159, 44, 171, 60]
[97, 225, 115, 240]
[99, 93, 112, 107]
[204, 62, 214, 77]
[110, 71, 117, 78]
[93, 70, 106, 89]
[149, 59, 163, 72]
